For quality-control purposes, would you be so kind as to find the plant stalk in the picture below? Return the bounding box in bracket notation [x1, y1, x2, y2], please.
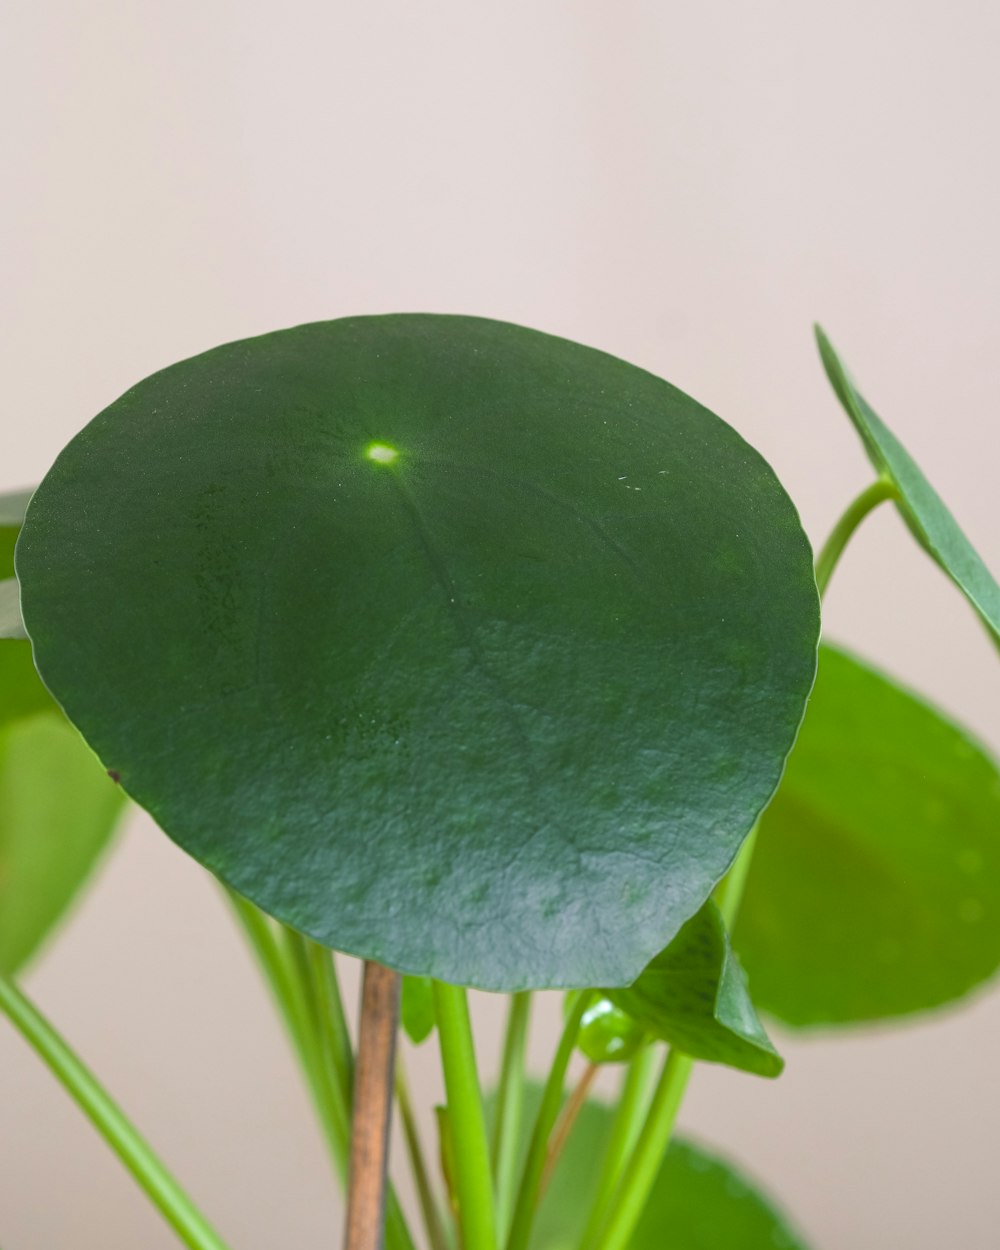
[814, 476, 896, 596]
[490, 991, 532, 1240]
[505, 992, 593, 1250]
[345, 961, 403, 1250]
[0, 973, 231, 1250]
[433, 981, 498, 1250]
[576, 1046, 659, 1249]
[397, 1059, 451, 1250]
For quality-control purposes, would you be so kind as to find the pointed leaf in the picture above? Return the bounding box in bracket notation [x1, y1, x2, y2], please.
[16, 314, 819, 990]
[491, 1083, 811, 1249]
[607, 902, 782, 1077]
[737, 643, 1000, 1026]
[401, 975, 436, 1045]
[816, 326, 1000, 635]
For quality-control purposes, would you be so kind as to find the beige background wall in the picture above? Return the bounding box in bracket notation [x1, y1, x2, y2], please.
[3, 2, 1000, 1246]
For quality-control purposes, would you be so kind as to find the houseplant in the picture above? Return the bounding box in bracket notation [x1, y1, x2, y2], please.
[2, 314, 998, 1248]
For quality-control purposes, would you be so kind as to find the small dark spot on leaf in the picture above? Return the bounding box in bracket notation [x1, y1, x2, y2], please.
[107, 769, 121, 784]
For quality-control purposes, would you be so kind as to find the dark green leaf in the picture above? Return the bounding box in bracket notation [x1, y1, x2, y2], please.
[816, 326, 1000, 635]
[494, 1083, 811, 1249]
[16, 315, 819, 990]
[401, 974, 436, 1045]
[566, 992, 648, 1065]
[737, 643, 1000, 1026]
[607, 902, 782, 1077]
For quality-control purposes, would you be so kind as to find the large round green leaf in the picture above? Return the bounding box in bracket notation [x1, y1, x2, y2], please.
[502, 1083, 810, 1249]
[16, 315, 819, 990]
[816, 327, 1000, 635]
[736, 643, 1000, 1026]
[0, 493, 126, 974]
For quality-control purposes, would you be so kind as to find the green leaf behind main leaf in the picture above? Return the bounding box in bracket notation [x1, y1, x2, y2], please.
[816, 326, 1000, 636]
[16, 314, 819, 990]
[736, 642, 1000, 1026]
[491, 1082, 811, 1249]
[607, 901, 782, 1077]
[0, 495, 126, 974]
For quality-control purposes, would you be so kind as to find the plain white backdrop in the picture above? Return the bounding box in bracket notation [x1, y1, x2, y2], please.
[2, 3, 1000, 1247]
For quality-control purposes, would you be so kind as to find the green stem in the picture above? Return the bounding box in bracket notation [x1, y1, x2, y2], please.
[227, 893, 350, 1180]
[227, 895, 414, 1250]
[505, 992, 593, 1250]
[306, 940, 354, 1111]
[490, 992, 532, 1241]
[0, 974, 231, 1250]
[714, 822, 760, 928]
[814, 476, 896, 596]
[432, 981, 497, 1250]
[584, 1050, 693, 1250]
[397, 1059, 451, 1250]
[576, 1045, 659, 1249]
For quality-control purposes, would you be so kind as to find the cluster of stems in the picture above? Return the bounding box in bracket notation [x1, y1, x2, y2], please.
[0, 477, 894, 1250]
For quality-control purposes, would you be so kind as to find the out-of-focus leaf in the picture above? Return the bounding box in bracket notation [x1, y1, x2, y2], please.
[493, 1082, 812, 1249]
[0, 493, 125, 972]
[737, 643, 1000, 1026]
[607, 902, 782, 1077]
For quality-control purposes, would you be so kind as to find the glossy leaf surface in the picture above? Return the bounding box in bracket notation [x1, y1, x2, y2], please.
[401, 975, 436, 1045]
[816, 326, 1000, 634]
[17, 315, 819, 989]
[607, 902, 782, 1076]
[0, 502, 125, 973]
[737, 643, 1000, 1026]
[501, 1084, 810, 1249]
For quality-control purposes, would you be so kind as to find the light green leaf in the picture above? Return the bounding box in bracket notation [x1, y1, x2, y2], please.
[816, 326, 1000, 635]
[401, 975, 436, 1045]
[607, 902, 781, 1077]
[0, 580, 26, 640]
[0, 499, 125, 973]
[736, 643, 1000, 1026]
[496, 1083, 811, 1249]
[16, 315, 819, 990]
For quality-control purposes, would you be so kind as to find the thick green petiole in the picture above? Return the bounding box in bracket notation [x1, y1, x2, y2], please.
[583, 1049, 693, 1250]
[576, 1045, 659, 1248]
[433, 981, 497, 1250]
[490, 991, 532, 1241]
[0, 973, 231, 1250]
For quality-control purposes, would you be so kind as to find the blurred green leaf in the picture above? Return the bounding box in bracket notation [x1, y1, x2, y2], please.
[607, 902, 782, 1077]
[401, 974, 436, 1045]
[737, 643, 1000, 1026]
[816, 326, 1000, 635]
[16, 315, 819, 989]
[494, 1082, 811, 1249]
[0, 580, 25, 641]
[0, 494, 125, 973]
